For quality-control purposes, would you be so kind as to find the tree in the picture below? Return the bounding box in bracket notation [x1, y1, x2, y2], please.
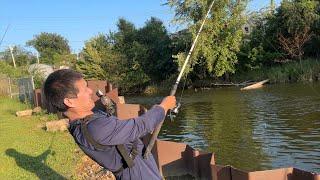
[27, 32, 72, 65]
[167, 0, 248, 77]
[77, 17, 178, 92]
[236, 0, 319, 72]
[304, 1, 320, 57]
[236, 10, 284, 72]
[278, 27, 312, 60]
[275, 0, 319, 60]
[137, 17, 176, 81]
[112, 19, 150, 90]
[76, 33, 126, 86]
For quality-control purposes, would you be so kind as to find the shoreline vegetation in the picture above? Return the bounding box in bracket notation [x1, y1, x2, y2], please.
[142, 58, 320, 95]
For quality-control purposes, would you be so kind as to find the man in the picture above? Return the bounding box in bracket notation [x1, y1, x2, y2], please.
[43, 69, 176, 180]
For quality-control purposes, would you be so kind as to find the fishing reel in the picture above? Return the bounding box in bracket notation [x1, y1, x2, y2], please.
[169, 102, 181, 121]
[96, 90, 116, 116]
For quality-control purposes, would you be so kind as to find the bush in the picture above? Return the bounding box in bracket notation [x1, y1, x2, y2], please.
[0, 61, 28, 78]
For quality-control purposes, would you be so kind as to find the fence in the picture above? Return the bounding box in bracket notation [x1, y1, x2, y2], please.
[0, 76, 35, 105]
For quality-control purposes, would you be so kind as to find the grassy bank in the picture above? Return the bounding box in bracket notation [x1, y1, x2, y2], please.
[232, 58, 320, 83]
[0, 98, 80, 179]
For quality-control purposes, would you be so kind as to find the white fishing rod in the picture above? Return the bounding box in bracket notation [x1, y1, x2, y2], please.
[144, 0, 215, 159]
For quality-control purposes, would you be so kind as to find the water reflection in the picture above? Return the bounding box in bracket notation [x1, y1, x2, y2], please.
[243, 84, 320, 172]
[127, 83, 320, 173]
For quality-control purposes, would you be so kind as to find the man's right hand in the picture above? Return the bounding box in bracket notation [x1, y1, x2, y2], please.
[159, 96, 176, 113]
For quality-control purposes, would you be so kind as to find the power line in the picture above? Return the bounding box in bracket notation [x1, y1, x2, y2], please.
[0, 24, 10, 48]
[0, 10, 173, 22]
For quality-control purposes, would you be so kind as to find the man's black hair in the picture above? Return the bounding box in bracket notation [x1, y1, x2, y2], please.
[43, 69, 83, 113]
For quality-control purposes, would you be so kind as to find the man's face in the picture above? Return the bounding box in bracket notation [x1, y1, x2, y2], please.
[65, 78, 95, 112]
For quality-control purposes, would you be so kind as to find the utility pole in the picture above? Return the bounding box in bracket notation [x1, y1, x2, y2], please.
[36, 52, 40, 64]
[74, 49, 80, 61]
[9, 46, 16, 68]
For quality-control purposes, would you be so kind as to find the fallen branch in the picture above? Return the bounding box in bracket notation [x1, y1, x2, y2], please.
[240, 79, 269, 90]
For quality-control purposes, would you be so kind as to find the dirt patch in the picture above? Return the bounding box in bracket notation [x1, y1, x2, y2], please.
[75, 155, 116, 180]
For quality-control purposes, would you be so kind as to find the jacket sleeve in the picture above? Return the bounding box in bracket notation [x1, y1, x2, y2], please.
[88, 105, 165, 145]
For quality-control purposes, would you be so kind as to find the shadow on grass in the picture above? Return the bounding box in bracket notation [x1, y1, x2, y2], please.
[5, 148, 66, 180]
[7, 109, 17, 115]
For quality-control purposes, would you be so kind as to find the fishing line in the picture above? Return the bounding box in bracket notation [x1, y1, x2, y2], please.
[170, 73, 189, 119]
[177, 56, 197, 111]
[179, 74, 188, 104]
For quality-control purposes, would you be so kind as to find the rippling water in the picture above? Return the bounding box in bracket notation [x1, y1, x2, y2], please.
[127, 83, 320, 173]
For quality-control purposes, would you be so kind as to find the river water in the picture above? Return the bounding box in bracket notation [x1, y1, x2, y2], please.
[127, 83, 320, 173]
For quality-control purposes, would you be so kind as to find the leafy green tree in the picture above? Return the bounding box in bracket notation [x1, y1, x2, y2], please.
[236, 11, 283, 72]
[171, 29, 192, 57]
[112, 19, 144, 66]
[78, 17, 177, 92]
[275, 0, 319, 60]
[112, 19, 150, 90]
[277, 0, 318, 34]
[26, 32, 72, 66]
[167, 0, 248, 77]
[76, 34, 126, 86]
[137, 17, 176, 81]
[305, 3, 320, 57]
[237, 0, 319, 72]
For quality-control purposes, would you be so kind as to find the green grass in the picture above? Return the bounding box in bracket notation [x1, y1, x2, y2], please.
[0, 98, 81, 179]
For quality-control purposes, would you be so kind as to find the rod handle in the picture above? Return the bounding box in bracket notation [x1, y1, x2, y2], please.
[170, 83, 178, 96]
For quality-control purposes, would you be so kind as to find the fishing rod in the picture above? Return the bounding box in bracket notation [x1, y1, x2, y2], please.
[144, 0, 215, 159]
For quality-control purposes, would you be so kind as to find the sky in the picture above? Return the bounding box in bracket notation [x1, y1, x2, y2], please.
[0, 0, 281, 53]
